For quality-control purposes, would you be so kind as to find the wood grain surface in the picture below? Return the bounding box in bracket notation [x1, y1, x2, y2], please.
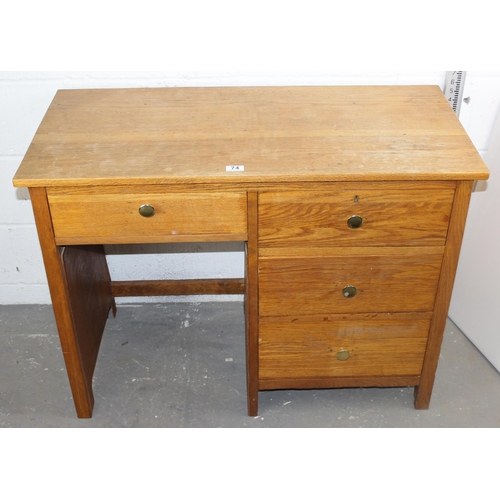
[258, 247, 444, 316]
[47, 188, 247, 244]
[259, 313, 431, 379]
[259, 185, 455, 247]
[13, 86, 489, 187]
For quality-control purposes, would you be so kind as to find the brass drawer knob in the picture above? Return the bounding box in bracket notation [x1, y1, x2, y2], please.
[342, 285, 357, 298]
[138, 204, 155, 217]
[347, 215, 363, 229]
[336, 350, 350, 361]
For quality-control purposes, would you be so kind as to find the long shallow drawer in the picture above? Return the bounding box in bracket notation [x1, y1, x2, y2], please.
[259, 313, 431, 380]
[259, 186, 455, 247]
[258, 247, 444, 316]
[47, 188, 248, 244]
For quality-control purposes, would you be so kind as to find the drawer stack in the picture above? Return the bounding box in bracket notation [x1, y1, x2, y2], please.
[257, 182, 456, 388]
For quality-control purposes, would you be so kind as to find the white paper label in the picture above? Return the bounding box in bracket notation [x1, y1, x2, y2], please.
[226, 165, 244, 172]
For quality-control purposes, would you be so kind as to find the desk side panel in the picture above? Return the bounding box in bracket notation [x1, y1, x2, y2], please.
[29, 188, 114, 417]
[415, 180, 474, 408]
[62, 245, 115, 386]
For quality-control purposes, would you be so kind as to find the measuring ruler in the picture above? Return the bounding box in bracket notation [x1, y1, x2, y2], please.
[444, 71, 467, 116]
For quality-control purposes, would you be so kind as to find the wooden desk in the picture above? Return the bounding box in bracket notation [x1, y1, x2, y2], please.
[13, 86, 489, 418]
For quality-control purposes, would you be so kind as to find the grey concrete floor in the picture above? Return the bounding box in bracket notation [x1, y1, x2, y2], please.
[1, 301, 500, 428]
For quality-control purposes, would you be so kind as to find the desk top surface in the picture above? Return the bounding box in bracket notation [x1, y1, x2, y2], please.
[13, 85, 489, 187]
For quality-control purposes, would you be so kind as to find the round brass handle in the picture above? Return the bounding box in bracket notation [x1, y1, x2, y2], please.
[336, 350, 350, 361]
[342, 285, 357, 298]
[138, 204, 155, 218]
[347, 215, 363, 229]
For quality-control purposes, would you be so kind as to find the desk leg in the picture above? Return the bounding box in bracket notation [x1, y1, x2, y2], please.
[415, 181, 472, 409]
[30, 188, 115, 418]
[246, 192, 259, 416]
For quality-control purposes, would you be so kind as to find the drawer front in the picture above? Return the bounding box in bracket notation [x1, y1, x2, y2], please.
[48, 189, 248, 243]
[259, 313, 430, 380]
[259, 187, 455, 247]
[258, 248, 444, 316]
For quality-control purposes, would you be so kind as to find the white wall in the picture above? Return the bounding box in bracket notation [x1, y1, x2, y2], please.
[2, 71, 499, 304]
[448, 104, 500, 371]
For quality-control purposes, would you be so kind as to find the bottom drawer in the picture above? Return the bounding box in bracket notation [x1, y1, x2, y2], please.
[259, 313, 431, 380]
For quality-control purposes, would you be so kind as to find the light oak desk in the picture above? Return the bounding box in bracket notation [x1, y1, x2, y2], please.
[13, 86, 489, 418]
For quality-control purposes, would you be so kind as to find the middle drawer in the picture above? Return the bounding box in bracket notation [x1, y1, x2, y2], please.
[259, 247, 444, 316]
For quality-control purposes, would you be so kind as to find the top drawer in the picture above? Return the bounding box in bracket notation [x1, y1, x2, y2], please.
[259, 185, 455, 247]
[47, 187, 248, 244]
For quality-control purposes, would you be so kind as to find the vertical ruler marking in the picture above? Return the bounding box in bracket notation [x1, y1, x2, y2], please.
[444, 71, 467, 117]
